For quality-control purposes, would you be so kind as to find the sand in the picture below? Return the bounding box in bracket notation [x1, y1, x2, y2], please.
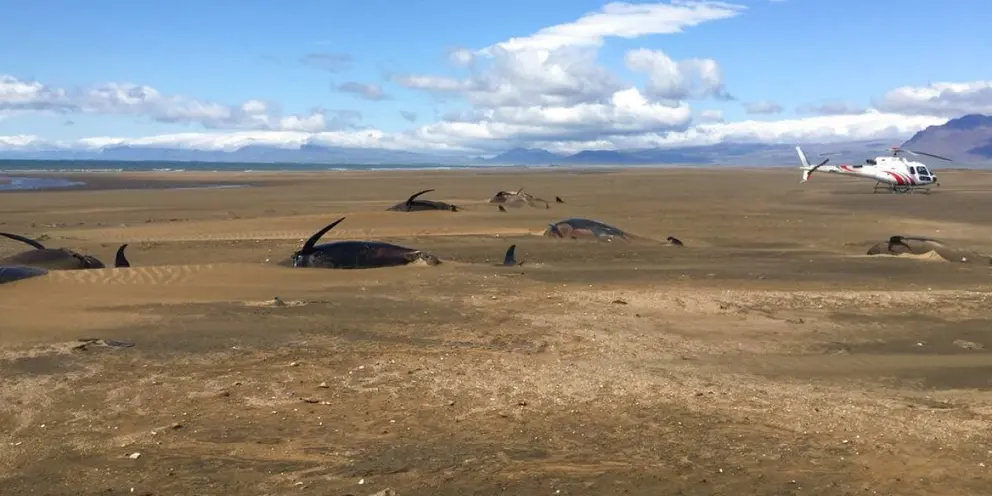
[2, 167, 992, 495]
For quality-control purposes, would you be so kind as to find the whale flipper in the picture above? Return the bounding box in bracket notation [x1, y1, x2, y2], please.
[0, 232, 46, 250]
[406, 189, 435, 205]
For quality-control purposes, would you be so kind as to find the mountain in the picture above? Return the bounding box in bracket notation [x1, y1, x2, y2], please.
[0, 138, 937, 167]
[486, 147, 565, 164]
[901, 114, 992, 162]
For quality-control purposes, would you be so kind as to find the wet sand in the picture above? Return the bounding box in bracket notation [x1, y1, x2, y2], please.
[0, 171, 259, 192]
[2, 167, 992, 495]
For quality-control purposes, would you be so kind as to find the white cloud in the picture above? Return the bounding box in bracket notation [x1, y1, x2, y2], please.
[410, 88, 692, 149]
[392, 1, 742, 109]
[872, 81, 992, 117]
[796, 100, 865, 116]
[743, 99, 784, 115]
[526, 111, 948, 153]
[0, 75, 339, 133]
[625, 48, 733, 100]
[392, 46, 625, 108]
[0, 134, 47, 151]
[386, 1, 741, 150]
[334, 81, 390, 101]
[698, 109, 724, 123]
[482, 1, 745, 53]
[299, 52, 352, 73]
[0, 109, 947, 157]
[74, 129, 472, 153]
[446, 48, 475, 67]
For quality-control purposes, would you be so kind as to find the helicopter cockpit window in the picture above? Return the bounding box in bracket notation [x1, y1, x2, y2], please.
[867, 159, 877, 165]
[916, 166, 930, 175]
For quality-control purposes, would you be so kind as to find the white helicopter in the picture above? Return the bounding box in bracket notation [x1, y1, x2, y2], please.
[796, 145, 952, 193]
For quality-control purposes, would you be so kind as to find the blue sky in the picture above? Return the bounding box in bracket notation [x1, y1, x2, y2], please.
[0, 0, 989, 154]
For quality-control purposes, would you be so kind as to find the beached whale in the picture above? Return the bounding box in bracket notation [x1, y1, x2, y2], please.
[0, 232, 134, 270]
[543, 218, 635, 242]
[542, 218, 684, 246]
[866, 235, 990, 264]
[488, 188, 551, 209]
[1, 232, 108, 269]
[291, 217, 442, 269]
[387, 189, 460, 212]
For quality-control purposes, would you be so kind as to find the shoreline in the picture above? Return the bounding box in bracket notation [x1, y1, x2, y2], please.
[4, 164, 992, 193]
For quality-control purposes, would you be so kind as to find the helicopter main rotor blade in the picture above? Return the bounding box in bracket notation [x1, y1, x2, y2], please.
[907, 149, 953, 161]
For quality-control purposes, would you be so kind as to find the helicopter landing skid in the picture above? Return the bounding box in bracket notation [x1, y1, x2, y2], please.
[872, 181, 933, 194]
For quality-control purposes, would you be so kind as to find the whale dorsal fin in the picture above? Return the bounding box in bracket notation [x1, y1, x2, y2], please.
[0, 232, 46, 250]
[301, 217, 346, 253]
[502, 244, 518, 266]
[115, 244, 131, 268]
[406, 189, 435, 205]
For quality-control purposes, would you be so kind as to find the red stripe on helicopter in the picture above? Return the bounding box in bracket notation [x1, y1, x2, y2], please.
[884, 171, 906, 185]
[840, 165, 854, 172]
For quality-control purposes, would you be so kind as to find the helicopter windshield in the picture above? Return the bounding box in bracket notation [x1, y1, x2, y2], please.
[866, 159, 877, 165]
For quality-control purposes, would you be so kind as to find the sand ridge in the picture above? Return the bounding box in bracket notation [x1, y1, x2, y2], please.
[2, 167, 992, 495]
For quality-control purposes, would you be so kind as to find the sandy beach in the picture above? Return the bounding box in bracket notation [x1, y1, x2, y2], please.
[2, 167, 992, 495]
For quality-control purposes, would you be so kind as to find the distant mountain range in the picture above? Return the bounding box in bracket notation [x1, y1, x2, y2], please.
[900, 114, 992, 162]
[1, 114, 990, 167]
[0, 140, 907, 167]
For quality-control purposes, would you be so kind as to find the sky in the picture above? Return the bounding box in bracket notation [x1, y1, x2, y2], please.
[1, 0, 990, 156]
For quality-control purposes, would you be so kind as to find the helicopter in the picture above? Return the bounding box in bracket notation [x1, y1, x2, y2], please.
[796, 145, 952, 194]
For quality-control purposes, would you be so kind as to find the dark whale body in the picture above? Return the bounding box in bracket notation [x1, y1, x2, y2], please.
[0, 232, 106, 269]
[0, 265, 49, 285]
[542, 218, 684, 246]
[1, 232, 132, 270]
[387, 189, 460, 212]
[542, 218, 636, 242]
[291, 217, 441, 269]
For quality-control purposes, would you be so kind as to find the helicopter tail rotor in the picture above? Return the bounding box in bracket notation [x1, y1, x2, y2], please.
[796, 146, 830, 182]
